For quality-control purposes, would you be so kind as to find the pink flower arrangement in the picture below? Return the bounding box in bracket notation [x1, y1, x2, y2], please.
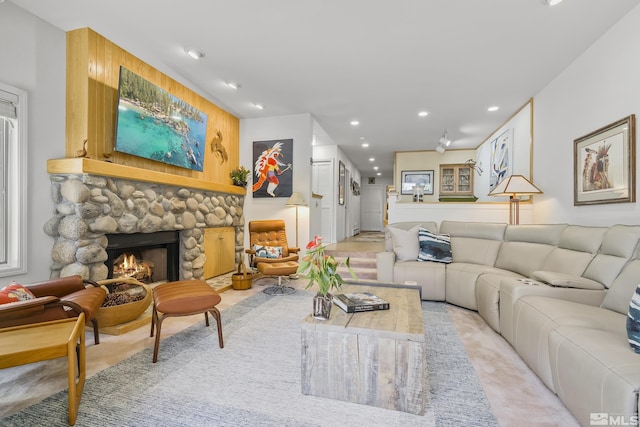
[297, 235, 356, 296]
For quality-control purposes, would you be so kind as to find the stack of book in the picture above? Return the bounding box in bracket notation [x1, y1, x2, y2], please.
[333, 292, 390, 313]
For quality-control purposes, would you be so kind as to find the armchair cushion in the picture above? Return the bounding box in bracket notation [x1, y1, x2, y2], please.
[0, 284, 36, 304]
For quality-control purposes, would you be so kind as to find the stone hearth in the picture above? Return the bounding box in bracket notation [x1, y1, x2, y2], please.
[43, 173, 245, 282]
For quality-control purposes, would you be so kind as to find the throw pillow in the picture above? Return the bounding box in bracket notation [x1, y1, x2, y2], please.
[388, 226, 420, 261]
[0, 283, 36, 304]
[253, 245, 283, 259]
[627, 283, 640, 354]
[417, 227, 452, 264]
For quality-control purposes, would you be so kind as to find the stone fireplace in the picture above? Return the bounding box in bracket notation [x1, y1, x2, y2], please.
[43, 167, 245, 282]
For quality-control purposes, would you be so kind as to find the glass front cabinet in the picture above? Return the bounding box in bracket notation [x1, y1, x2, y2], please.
[439, 164, 474, 196]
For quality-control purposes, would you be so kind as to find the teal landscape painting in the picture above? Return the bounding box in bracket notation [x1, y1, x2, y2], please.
[114, 67, 208, 171]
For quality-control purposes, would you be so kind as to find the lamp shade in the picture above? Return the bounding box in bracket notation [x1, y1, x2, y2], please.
[488, 175, 542, 197]
[286, 192, 307, 206]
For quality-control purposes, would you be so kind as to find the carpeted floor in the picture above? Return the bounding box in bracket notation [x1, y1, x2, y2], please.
[1, 290, 497, 426]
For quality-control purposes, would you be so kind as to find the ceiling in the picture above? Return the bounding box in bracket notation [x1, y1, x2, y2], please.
[9, 0, 640, 179]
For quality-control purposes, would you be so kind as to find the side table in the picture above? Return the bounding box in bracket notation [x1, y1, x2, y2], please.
[0, 313, 86, 425]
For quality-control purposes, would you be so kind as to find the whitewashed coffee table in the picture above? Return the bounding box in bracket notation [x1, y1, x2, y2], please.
[300, 284, 426, 415]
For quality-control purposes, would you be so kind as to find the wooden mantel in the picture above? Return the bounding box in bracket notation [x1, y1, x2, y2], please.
[47, 158, 246, 195]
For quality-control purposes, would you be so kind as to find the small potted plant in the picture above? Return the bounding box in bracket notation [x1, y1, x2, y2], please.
[230, 166, 250, 187]
[297, 235, 356, 320]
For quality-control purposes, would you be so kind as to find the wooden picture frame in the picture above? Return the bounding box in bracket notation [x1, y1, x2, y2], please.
[338, 161, 346, 205]
[574, 115, 635, 205]
[400, 170, 434, 195]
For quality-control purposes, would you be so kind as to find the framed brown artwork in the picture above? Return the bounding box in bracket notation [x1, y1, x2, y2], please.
[574, 115, 635, 205]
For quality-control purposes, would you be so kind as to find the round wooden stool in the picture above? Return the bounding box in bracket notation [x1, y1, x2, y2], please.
[150, 280, 223, 363]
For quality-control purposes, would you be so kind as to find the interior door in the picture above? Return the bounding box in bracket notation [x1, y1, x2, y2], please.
[312, 160, 334, 243]
[360, 184, 384, 231]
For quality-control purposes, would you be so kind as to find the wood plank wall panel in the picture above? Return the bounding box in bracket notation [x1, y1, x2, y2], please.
[65, 28, 240, 185]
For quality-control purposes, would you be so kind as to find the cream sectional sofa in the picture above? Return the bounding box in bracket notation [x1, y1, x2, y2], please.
[376, 220, 640, 426]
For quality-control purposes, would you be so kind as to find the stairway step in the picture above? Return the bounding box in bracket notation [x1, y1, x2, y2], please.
[336, 268, 377, 281]
[325, 250, 377, 259]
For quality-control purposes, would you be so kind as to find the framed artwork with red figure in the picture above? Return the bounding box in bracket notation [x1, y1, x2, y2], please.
[252, 139, 293, 198]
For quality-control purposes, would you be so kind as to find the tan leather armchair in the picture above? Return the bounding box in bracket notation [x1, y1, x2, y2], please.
[0, 275, 106, 344]
[245, 220, 300, 268]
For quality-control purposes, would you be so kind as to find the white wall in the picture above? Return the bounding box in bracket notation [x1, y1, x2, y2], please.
[240, 113, 314, 249]
[533, 4, 640, 226]
[0, 2, 66, 283]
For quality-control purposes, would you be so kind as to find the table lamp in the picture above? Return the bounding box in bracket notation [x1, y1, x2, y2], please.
[488, 175, 542, 224]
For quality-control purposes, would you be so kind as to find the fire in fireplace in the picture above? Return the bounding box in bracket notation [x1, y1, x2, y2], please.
[113, 253, 154, 282]
[105, 231, 179, 283]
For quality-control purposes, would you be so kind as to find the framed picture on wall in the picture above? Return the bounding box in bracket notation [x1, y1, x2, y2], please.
[338, 161, 346, 205]
[252, 139, 293, 198]
[400, 170, 434, 195]
[574, 115, 636, 205]
[490, 128, 513, 191]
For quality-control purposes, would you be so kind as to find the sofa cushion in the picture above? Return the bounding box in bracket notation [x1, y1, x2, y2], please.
[494, 224, 565, 277]
[583, 225, 640, 288]
[602, 259, 640, 315]
[531, 271, 604, 290]
[549, 325, 640, 427]
[385, 222, 437, 252]
[0, 284, 36, 304]
[495, 242, 556, 277]
[627, 283, 640, 353]
[388, 225, 420, 261]
[417, 228, 452, 263]
[538, 225, 607, 277]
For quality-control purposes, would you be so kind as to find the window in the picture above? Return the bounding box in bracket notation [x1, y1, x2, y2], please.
[0, 83, 27, 276]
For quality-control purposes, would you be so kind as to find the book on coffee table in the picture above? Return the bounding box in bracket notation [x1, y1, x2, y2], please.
[333, 292, 390, 313]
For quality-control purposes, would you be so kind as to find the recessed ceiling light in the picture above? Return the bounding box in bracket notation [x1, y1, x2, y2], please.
[253, 103, 264, 110]
[487, 106, 499, 112]
[361, 143, 369, 148]
[185, 49, 204, 59]
[543, 0, 563, 6]
[376, 172, 381, 176]
[369, 158, 375, 162]
[418, 111, 429, 117]
[350, 120, 360, 126]
[226, 82, 240, 89]
[373, 166, 379, 171]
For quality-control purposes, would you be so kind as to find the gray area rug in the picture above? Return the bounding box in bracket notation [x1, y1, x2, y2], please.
[1, 291, 496, 427]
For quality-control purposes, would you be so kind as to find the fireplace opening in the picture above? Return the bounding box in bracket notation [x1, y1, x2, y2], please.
[105, 231, 179, 283]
